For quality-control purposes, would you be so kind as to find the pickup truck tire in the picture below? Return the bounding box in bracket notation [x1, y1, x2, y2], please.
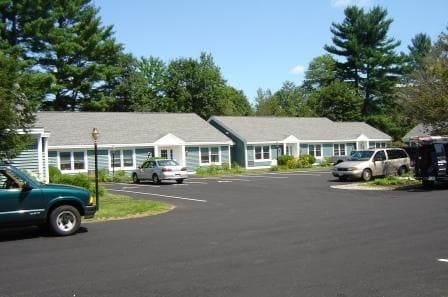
[49, 205, 81, 236]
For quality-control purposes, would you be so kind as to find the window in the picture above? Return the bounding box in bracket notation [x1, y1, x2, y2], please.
[60, 152, 71, 171]
[370, 142, 387, 149]
[386, 149, 408, 160]
[211, 147, 219, 163]
[200, 147, 220, 164]
[255, 146, 270, 160]
[109, 149, 135, 169]
[309, 144, 322, 157]
[334, 144, 346, 156]
[59, 151, 86, 172]
[201, 147, 210, 164]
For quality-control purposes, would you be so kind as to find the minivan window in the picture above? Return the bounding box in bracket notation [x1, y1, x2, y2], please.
[386, 149, 407, 160]
[374, 151, 386, 161]
[348, 151, 374, 161]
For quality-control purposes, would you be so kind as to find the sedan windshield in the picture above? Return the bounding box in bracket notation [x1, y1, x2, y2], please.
[348, 151, 374, 161]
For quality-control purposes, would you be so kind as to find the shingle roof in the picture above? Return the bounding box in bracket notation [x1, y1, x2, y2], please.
[210, 116, 391, 142]
[402, 124, 434, 141]
[36, 112, 232, 147]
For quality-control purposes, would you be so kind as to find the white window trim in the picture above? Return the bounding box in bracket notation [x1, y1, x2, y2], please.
[333, 143, 347, 157]
[58, 150, 88, 173]
[308, 144, 322, 158]
[108, 148, 136, 171]
[254, 145, 271, 161]
[199, 146, 222, 166]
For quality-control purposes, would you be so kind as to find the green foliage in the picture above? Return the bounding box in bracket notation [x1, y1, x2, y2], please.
[309, 80, 363, 121]
[408, 33, 432, 71]
[98, 169, 131, 183]
[369, 176, 418, 186]
[303, 54, 337, 90]
[319, 157, 334, 167]
[0, 48, 51, 158]
[277, 155, 294, 166]
[49, 166, 105, 196]
[255, 82, 314, 116]
[401, 28, 448, 135]
[195, 162, 245, 176]
[281, 155, 316, 169]
[324, 5, 407, 116]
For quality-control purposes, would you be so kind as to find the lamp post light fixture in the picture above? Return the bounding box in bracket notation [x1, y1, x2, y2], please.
[91, 128, 100, 210]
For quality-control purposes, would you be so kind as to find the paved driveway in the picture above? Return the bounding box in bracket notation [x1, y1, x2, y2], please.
[1, 171, 448, 297]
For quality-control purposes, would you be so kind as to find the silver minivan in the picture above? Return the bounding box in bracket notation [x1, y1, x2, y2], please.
[332, 148, 410, 181]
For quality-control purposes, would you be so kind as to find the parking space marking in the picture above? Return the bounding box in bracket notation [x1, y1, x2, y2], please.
[218, 178, 252, 181]
[108, 189, 207, 203]
[185, 181, 208, 184]
[270, 173, 322, 176]
[114, 182, 161, 188]
[243, 175, 288, 179]
[438, 259, 448, 263]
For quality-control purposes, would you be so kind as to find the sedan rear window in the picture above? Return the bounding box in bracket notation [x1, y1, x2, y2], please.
[157, 160, 179, 166]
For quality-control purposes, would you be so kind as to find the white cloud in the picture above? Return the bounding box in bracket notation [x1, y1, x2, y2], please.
[331, 0, 372, 8]
[290, 64, 305, 75]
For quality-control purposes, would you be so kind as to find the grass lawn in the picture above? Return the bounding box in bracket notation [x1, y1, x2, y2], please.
[85, 192, 173, 222]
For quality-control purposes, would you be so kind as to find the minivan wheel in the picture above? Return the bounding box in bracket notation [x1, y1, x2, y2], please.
[176, 179, 184, 184]
[132, 173, 140, 184]
[361, 169, 372, 181]
[152, 174, 161, 184]
[49, 205, 81, 236]
[397, 166, 408, 176]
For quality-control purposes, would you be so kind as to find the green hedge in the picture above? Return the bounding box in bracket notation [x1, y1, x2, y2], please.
[49, 166, 105, 196]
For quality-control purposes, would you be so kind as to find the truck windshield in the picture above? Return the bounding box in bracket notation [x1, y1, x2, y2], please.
[348, 151, 374, 161]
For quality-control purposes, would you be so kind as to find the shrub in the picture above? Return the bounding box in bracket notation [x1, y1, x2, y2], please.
[299, 154, 316, 166]
[270, 165, 280, 171]
[286, 158, 297, 169]
[221, 162, 230, 171]
[278, 155, 294, 166]
[49, 165, 62, 183]
[48, 165, 105, 196]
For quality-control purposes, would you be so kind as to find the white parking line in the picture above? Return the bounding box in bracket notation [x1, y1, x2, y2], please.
[437, 259, 448, 263]
[185, 181, 208, 184]
[244, 175, 288, 179]
[218, 180, 232, 183]
[218, 178, 252, 181]
[108, 189, 207, 203]
[114, 182, 161, 188]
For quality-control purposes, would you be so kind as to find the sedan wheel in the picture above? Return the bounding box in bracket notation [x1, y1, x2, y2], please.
[152, 174, 161, 184]
[361, 169, 372, 181]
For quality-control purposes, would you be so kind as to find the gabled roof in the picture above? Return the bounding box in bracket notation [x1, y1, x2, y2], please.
[209, 116, 391, 143]
[402, 124, 433, 142]
[35, 112, 232, 147]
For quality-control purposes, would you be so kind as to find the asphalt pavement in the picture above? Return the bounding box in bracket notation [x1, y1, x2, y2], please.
[1, 171, 448, 297]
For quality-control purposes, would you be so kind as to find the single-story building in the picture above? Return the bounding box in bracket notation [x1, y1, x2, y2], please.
[4, 128, 51, 183]
[208, 116, 392, 169]
[35, 112, 233, 174]
[402, 124, 435, 146]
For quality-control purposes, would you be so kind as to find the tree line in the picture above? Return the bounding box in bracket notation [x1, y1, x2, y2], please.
[1, 1, 447, 157]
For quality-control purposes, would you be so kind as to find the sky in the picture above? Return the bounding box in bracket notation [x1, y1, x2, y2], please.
[93, 0, 448, 102]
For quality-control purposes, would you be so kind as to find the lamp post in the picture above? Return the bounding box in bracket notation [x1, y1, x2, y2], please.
[111, 145, 115, 177]
[91, 128, 99, 210]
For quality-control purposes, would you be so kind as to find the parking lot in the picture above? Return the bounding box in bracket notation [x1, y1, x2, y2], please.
[1, 171, 448, 297]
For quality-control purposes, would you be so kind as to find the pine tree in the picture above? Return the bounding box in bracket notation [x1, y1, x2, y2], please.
[324, 5, 406, 115]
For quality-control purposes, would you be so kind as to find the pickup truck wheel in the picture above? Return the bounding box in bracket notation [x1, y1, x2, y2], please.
[49, 205, 81, 236]
[361, 169, 372, 181]
[132, 173, 140, 184]
[152, 174, 161, 185]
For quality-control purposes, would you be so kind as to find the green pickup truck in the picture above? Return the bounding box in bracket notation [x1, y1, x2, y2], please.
[0, 163, 97, 236]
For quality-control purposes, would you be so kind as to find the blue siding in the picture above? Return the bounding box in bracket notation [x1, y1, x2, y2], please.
[186, 147, 200, 171]
[11, 149, 39, 174]
[208, 119, 244, 166]
[254, 161, 271, 167]
[88, 150, 109, 171]
[136, 148, 154, 166]
[323, 144, 333, 157]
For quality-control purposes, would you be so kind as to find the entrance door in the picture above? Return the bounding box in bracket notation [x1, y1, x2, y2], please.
[160, 148, 174, 160]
